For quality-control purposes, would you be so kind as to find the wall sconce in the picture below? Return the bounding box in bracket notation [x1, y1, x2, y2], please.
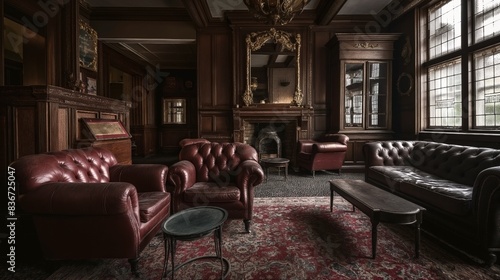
[280, 80, 290, 87]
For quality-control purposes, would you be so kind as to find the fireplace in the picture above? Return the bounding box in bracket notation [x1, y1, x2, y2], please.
[256, 129, 281, 159]
[233, 105, 314, 165]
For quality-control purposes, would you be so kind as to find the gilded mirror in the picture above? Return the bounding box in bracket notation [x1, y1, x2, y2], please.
[242, 28, 302, 106]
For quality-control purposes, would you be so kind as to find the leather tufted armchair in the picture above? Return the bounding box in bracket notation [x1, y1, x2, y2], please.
[9, 147, 170, 275]
[296, 133, 349, 177]
[167, 140, 265, 233]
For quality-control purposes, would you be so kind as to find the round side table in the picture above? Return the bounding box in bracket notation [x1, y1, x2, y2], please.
[260, 157, 290, 182]
[161, 206, 230, 279]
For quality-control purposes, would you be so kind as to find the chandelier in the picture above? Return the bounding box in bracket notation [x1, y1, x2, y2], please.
[243, 0, 311, 25]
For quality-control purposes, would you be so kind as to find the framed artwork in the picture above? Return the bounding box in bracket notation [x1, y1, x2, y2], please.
[79, 20, 98, 71]
[80, 118, 130, 140]
[86, 77, 97, 95]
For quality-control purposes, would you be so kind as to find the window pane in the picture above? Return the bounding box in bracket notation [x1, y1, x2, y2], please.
[368, 62, 388, 128]
[475, 0, 500, 43]
[344, 63, 364, 128]
[428, 59, 462, 128]
[474, 45, 500, 129]
[428, 0, 461, 59]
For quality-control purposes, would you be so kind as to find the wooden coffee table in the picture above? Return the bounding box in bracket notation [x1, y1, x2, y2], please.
[329, 179, 425, 258]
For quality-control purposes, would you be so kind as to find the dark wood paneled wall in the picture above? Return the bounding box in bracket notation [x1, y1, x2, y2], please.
[157, 69, 197, 152]
[197, 28, 233, 142]
[390, 9, 418, 140]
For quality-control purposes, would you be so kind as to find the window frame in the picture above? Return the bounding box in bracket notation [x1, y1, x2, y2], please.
[421, 0, 500, 133]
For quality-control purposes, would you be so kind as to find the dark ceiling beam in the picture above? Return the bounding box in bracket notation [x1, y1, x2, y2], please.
[391, 0, 425, 21]
[90, 7, 190, 21]
[315, 0, 348, 25]
[182, 0, 210, 28]
[284, 56, 295, 67]
[267, 53, 278, 67]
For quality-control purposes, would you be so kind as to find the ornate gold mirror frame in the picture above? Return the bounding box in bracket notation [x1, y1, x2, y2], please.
[242, 28, 302, 107]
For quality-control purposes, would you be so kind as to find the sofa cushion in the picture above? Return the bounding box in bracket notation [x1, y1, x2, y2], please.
[399, 179, 472, 216]
[138, 192, 171, 223]
[369, 166, 472, 216]
[368, 166, 417, 192]
[183, 182, 241, 203]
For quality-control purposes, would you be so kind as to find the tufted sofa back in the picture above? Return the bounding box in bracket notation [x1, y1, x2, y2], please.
[365, 141, 500, 186]
[179, 141, 259, 182]
[11, 147, 118, 195]
[408, 141, 500, 186]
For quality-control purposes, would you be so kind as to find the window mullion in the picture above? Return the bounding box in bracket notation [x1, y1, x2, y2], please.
[461, 0, 470, 130]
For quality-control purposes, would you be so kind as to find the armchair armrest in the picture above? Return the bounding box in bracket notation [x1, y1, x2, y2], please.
[236, 160, 265, 191]
[472, 167, 500, 248]
[109, 164, 168, 192]
[19, 182, 139, 218]
[313, 142, 347, 153]
[297, 140, 315, 153]
[167, 160, 197, 195]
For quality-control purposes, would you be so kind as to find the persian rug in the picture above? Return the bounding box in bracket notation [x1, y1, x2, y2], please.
[6, 197, 500, 279]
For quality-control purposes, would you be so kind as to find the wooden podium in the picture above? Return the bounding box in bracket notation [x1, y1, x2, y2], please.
[78, 118, 132, 165]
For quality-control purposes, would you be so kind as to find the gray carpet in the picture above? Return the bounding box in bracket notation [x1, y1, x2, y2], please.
[255, 170, 364, 197]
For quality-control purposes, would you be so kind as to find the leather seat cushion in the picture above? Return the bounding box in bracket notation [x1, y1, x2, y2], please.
[399, 179, 472, 216]
[367, 166, 408, 192]
[138, 192, 171, 223]
[369, 166, 472, 216]
[184, 182, 241, 203]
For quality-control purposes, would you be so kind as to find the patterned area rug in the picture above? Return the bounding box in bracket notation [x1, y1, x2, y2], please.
[32, 197, 499, 280]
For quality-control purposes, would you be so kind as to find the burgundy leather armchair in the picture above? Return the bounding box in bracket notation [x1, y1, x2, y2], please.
[296, 133, 349, 177]
[9, 147, 170, 275]
[167, 141, 264, 233]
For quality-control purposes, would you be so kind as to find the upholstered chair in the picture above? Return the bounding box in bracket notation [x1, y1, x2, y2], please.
[296, 133, 349, 177]
[9, 147, 170, 275]
[167, 140, 265, 233]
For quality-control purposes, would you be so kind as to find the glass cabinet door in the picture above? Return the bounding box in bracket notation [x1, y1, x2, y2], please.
[344, 63, 364, 128]
[163, 98, 186, 124]
[367, 62, 388, 128]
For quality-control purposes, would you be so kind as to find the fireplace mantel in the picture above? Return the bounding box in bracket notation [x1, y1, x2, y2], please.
[232, 105, 314, 144]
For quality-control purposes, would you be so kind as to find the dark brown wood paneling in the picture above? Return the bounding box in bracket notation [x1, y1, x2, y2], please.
[132, 125, 157, 156]
[213, 33, 232, 107]
[198, 33, 213, 108]
[57, 108, 69, 151]
[100, 112, 118, 120]
[196, 28, 233, 139]
[389, 9, 417, 139]
[1, 85, 131, 170]
[15, 107, 36, 158]
[313, 30, 331, 106]
[200, 115, 214, 133]
[214, 114, 230, 132]
[158, 128, 190, 153]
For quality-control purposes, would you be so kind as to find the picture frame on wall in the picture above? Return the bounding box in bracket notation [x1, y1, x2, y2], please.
[79, 20, 98, 71]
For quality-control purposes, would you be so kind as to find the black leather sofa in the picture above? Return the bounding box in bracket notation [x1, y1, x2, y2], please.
[363, 141, 500, 265]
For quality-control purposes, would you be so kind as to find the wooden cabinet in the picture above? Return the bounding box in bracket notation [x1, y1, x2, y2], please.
[327, 33, 400, 166]
[0, 85, 132, 169]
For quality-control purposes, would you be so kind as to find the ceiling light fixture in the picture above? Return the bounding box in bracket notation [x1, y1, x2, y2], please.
[243, 0, 311, 25]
